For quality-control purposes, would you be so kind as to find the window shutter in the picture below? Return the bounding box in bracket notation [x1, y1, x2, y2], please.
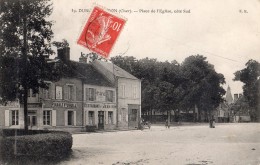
[51, 83, 55, 99]
[126, 114, 128, 122]
[74, 111, 77, 126]
[5, 110, 10, 126]
[113, 91, 116, 103]
[94, 89, 96, 101]
[64, 111, 68, 126]
[105, 111, 108, 124]
[64, 85, 68, 100]
[52, 110, 56, 126]
[73, 85, 77, 101]
[113, 112, 116, 124]
[39, 88, 43, 101]
[86, 88, 89, 101]
[85, 111, 87, 125]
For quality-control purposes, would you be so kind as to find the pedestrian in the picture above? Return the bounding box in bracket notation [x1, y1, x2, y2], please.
[165, 119, 170, 129]
[209, 118, 213, 128]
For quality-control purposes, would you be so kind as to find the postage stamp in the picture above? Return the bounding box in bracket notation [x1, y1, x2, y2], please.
[77, 6, 126, 58]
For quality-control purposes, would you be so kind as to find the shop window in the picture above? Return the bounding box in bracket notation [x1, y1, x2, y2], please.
[108, 111, 113, 124]
[11, 110, 19, 125]
[88, 111, 94, 125]
[67, 111, 74, 126]
[106, 90, 114, 102]
[43, 110, 51, 125]
[56, 86, 63, 99]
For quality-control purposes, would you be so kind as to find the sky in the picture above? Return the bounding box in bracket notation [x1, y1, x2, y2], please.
[49, 0, 260, 95]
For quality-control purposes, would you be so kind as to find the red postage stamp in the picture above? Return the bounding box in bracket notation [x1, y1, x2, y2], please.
[77, 6, 126, 58]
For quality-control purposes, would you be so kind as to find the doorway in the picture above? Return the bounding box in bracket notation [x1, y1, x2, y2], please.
[98, 111, 104, 129]
[28, 110, 37, 127]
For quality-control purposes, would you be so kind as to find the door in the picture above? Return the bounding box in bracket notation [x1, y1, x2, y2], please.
[98, 111, 104, 129]
[28, 115, 37, 127]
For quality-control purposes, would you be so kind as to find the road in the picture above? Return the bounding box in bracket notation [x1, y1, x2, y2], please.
[62, 123, 260, 165]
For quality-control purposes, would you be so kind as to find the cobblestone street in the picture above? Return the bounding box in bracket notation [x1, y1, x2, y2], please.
[61, 123, 260, 165]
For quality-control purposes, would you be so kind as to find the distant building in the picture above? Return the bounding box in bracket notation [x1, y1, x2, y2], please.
[225, 85, 233, 104]
[230, 94, 251, 122]
[215, 101, 230, 123]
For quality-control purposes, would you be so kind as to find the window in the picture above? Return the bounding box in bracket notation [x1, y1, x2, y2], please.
[88, 111, 94, 125]
[108, 111, 113, 124]
[67, 111, 74, 126]
[68, 85, 73, 100]
[32, 92, 36, 97]
[89, 88, 96, 101]
[106, 90, 114, 102]
[43, 110, 51, 125]
[11, 110, 19, 125]
[56, 86, 62, 99]
[28, 89, 36, 97]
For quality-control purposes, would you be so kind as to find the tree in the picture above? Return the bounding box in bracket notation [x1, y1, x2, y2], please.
[180, 55, 226, 121]
[234, 59, 260, 121]
[0, 0, 55, 131]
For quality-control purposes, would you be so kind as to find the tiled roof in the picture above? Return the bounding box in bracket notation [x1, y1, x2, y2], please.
[57, 60, 114, 87]
[93, 60, 139, 80]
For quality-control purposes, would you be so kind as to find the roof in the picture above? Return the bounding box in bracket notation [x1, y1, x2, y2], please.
[93, 60, 139, 80]
[53, 59, 114, 87]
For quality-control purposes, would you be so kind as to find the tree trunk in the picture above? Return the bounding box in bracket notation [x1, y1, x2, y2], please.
[22, 18, 29, 133]
[198, 108, 201, 122]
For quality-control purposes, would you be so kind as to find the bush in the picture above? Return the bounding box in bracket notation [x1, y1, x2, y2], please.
[0, 129, 72, 158]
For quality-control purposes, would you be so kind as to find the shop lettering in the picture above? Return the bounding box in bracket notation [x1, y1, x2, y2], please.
[52, 102, 77, 108]
[84, 103, 116, 109]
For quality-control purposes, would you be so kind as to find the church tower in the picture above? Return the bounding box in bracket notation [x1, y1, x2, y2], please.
[226, 85, 233, 104]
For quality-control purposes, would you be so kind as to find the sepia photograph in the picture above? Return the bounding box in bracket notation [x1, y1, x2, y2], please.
[0, 0, 260, 164]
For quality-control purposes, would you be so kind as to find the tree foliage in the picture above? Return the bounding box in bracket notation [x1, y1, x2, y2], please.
[111, 55, 226, 122]
[0, 0, 55, 130]
[234, 59, 260, 121]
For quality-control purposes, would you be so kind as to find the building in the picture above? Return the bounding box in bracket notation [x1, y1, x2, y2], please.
[230, 94, 251, 122]
[215, 101, 230, 122]
[0, 47, 141, 131]
[92, 60, 142, 129]
[225, 85, 233, 104]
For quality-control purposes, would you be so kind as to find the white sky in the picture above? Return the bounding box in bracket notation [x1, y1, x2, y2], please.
[49, 0, 260, 95]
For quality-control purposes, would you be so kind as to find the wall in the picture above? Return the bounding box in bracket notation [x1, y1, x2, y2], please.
[117, 78, 141, 129]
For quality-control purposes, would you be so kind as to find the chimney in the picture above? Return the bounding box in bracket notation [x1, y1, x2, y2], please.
[57, 47, 70, 62]
[234, 94, 238, 102]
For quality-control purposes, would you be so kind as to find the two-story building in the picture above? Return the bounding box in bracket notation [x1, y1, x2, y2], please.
[0, 47, 141, 131]
[92, 60, 142, 130]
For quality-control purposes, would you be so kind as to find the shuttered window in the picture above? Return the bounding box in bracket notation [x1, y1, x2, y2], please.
[105, 90, 114, 102]
[88, 88, 96, 101]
